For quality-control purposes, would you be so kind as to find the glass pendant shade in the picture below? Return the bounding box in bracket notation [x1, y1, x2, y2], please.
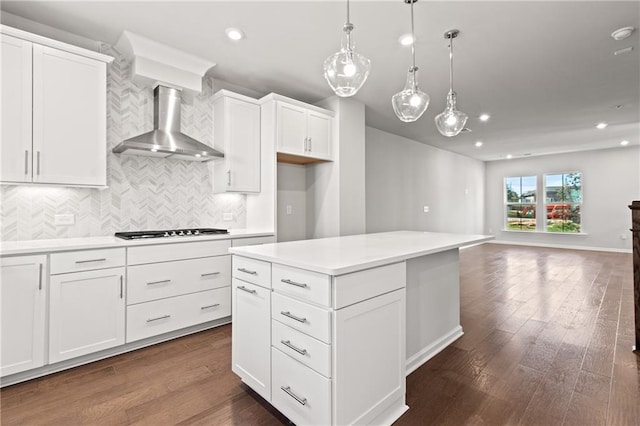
[435, 91, 468, 136]
[392, 67, 430, 122]
[323, 29, 371, 97]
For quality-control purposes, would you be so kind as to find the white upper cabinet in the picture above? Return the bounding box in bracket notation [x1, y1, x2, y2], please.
[263, 94, 334, 164]
[0, 26, 113, 187]
[212, 90, 261, 193]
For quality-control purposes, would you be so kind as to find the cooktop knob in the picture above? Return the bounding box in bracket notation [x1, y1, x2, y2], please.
[164, 232, 170, 237]
[194, 230, 200, 235]
[171, 231, 177, 236]
[186, 230, 192, 235]
[178, 231, 185, 236]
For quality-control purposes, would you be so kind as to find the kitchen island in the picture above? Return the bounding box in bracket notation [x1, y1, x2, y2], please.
[229, 231, 492, 426]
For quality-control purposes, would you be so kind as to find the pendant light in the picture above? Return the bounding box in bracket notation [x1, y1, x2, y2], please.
[323, 0, 371, 97]
[392, 0, 429, 123]
[435, 29, 468, 137]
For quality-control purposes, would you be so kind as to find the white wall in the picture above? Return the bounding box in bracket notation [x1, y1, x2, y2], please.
[485, 146, 639, 251]
[365, 127, 485, 234]
[277, 163, 307, 242]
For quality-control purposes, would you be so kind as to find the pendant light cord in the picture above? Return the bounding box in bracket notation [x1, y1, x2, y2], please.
[410, 0, 416, 71]
[449, 35, 454, 92]
[347, 0, 350, 24]
[345, 0, 352, 50]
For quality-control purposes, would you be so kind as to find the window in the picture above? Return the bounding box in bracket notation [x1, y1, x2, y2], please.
[505, 176, 537, 231]
[545, 172, 582, 233]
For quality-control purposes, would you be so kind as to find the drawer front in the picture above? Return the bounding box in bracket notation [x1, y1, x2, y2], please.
[50, 248, 125, 274]
[272, 263, 331, 307]
[232, 256, 271, 288]
[272, 292, 331, 344]
[231, 236, 275, 247]
[333, 262, 406, 309]
[127, 256, 230, 305]
[272, 347, 331, 426]
[272, 320, 331, 378]
[128, 240, 231, 265]
[126, 287, 231, 343]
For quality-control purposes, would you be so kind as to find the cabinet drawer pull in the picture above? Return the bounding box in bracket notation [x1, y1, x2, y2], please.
[237, 267, 257, 275]
[36, 151, 40, 175]
[75, 258, 107, 264]
[147, 279, 171, 286]
[280, 340, 307, 355]
[308, 137, 312, 152]
[280, 386, 307, 406]
[227, 169, 231, 186]
[201, 272, 221, 277]
[281, 311, 307, 323]
[24, 150, 29, 175]
[237, 285, 257, 294]
[281, 278, 308, 288]
[38, 263, 43, 290]
[146, 314, 171, 323]
[120, 275, 123, 299]
[201, 303, 221, 310]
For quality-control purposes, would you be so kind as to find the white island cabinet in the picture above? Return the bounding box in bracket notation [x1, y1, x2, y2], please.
[229, 230, 492, 426]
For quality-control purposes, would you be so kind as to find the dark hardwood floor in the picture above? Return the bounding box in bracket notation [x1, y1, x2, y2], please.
[1, 244, 638, 425]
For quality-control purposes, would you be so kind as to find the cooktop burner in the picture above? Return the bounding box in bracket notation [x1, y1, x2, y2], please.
[115, 228, 229, 240]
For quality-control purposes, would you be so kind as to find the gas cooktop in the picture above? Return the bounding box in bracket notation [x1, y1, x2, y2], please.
[115, 228, 229, 240]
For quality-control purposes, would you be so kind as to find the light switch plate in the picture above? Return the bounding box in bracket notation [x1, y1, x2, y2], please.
[55, 214, 75, 226]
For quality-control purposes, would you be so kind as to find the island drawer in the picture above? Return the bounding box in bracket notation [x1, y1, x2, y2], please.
[232, 256, 271, 288]
[128, 240, 231, 265]
[272, 292, 331, 344]
[272, 319, 331, 378]
[50, 248, 125, 275]
[127, 255, 230, 305]
[271, 347, 331, 426]
[272, 264, 331, 307]
[126, 287, 231, 342]
[333, 262, 406, 309]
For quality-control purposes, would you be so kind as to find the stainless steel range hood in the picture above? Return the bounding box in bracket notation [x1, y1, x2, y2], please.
[112, 86, 223, 162]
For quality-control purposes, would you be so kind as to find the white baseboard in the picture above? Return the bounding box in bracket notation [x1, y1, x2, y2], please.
[488, 239, 631, 254]
[405, 326, 463, 376]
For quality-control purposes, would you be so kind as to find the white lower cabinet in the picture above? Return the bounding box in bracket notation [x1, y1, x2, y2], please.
[0, 255, 46, 376]
[231, 277, 271, 401]
[49, 267, 125, 363]
[272, 347, 331, 426]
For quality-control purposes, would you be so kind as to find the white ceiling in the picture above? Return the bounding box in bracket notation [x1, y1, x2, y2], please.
[2, 1, 639, 161]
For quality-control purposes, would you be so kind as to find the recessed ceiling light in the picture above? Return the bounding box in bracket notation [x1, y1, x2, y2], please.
[506, 154, 513, 159]
[621, 140, 629, 146]
[596, 122, 608, 129]
[398, 34, 414, 46]
[475, 141, 483, 147]
[479, 113, 490, 122]
[611, 26, 635, 41]
[225, 27, 245, 41]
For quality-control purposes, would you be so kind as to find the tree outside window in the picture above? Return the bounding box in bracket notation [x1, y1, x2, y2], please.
[505, 176, 537, 231]
[545, 172, 582, 233]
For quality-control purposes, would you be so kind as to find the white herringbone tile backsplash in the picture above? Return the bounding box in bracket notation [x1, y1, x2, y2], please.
[0, 44, 246, 241]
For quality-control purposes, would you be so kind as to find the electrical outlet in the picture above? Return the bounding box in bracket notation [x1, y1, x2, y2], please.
[620, 234, 628, 240]
[54, 214, 75, 226]
[423, 206, 429, 213]
[286, 205, 293, 215]
[223, 212, 233, 221]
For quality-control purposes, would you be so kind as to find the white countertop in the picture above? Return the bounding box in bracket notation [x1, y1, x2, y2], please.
[0, 229, 274, 256]
[229, 231, 493, 275]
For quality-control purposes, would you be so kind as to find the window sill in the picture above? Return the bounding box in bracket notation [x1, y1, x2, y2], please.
[502, 229, 588, 236]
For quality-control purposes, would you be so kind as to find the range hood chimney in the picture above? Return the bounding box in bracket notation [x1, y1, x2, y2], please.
[112, 86, 223, 162]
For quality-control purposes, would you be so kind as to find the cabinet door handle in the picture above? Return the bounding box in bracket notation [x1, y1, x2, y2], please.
[201, 303, 221, 310]
[281, 311, 307, 323]
[280, 386, 307, 406]
[75, 258, 107, 264]
[237, 285, 256, 294]
[308, 137, 312, 152]
[38, 263, 43, 290]
[36, 151, 41, 175]
[120, 275, 124, 299]
[237, 267, 257, 275]
[24, 150, 29, 175]
[280, 340, 308, 355]
[146, 279, 171, 286]
[280, 278, 307, 288]
[227, 169, 231, 186]
[201, 272, 221, 277]
[146, 314, 171, 323]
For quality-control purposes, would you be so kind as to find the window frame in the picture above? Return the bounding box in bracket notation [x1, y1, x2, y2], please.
[543, 171, 583, 234]
[504, 175, 538, 232]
